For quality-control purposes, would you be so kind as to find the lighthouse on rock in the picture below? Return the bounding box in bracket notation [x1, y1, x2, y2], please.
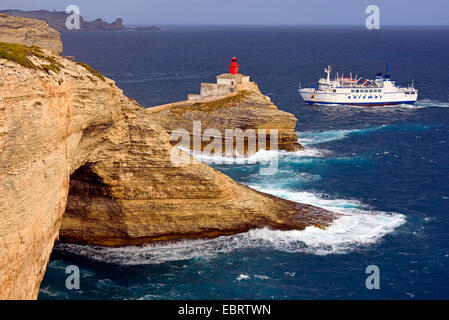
[228, 57, 240, 74]
[187, 57, 256, 102]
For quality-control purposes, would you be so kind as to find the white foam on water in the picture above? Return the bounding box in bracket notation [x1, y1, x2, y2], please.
[55, 186, 405, 264]
[54, 127, 407, 264]
[297, 126, 386, 146]
[182, 146, 325, 166]
[236, 274, 250, 281]
[310, 99, 449, 110]
[245, 185, 406, 255]
[401, 99, 449, 109]
[248, 186, 363, 209]
[298, 123, 431, 146]
[361, 99, 449, 110]
[289, 147, 325, 158]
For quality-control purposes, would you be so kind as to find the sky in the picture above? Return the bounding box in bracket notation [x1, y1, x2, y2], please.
[0, 0, 448, 25]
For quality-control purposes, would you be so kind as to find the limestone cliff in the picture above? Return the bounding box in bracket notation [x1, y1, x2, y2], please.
[0, 14, 62, 54]
[149, 86, 304, 153]
[0, 45, 334, 299]
[0, 15, 336, 299]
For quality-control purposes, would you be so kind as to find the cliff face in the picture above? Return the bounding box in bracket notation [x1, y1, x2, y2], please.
[0, 10, 126, 32]
[0, 48, 124, 299]
[0, 47, 334, 299]
[0, 14, 62, 54]
[149, 86, 304, 153]
[0, 15, 335, 299]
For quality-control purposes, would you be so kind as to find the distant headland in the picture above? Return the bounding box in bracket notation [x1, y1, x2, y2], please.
[0, 9, 160, 32]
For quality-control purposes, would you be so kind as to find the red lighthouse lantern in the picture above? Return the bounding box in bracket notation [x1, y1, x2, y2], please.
[228, 57, 239, 74]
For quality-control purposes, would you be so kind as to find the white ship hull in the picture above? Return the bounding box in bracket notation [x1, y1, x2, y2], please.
[298, 88, 418, 106]
[298, 65, 418, 107]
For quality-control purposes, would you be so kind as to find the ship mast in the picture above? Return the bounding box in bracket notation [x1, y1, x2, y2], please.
[325, 65, 332, 84]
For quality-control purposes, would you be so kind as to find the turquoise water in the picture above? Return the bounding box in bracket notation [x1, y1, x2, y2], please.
[39, 26, 449, 299]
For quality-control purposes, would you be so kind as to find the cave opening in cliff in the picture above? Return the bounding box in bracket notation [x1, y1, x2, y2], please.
[68, 164, 111, 198]
[59, 163, 125, 245]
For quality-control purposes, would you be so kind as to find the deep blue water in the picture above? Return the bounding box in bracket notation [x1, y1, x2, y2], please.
[39, 26, 449, 299]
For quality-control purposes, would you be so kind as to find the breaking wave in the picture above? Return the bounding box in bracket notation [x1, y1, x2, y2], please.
[54, 187, 405, 264]
[53, 126, 407, 264]
[182, 146, 325, 165]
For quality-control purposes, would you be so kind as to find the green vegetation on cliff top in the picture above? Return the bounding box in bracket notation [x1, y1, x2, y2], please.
[0, 42, 105, 82]
[0, 42, 62, 74]
[76, 62, 105, 82]
[163, 90, 253, 116]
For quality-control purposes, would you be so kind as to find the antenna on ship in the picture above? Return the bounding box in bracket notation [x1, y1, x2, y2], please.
[325, 65, 332, 84]
[385, 62, 391, 80]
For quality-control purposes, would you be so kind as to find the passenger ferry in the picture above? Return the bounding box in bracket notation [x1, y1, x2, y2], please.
[298, 64, 418, 106]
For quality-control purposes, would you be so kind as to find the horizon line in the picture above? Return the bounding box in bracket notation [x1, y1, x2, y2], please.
[126, 23, 449, 27]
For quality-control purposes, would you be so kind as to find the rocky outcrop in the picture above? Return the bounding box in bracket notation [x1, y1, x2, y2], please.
[0, 14, 62, 54]
[0, 10, 125, 32]
[132, 25, 160, 31]
[148, 86, 304, 153]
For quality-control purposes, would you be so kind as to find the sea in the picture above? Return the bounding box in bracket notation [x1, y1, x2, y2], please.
[38, 25, 449, 299]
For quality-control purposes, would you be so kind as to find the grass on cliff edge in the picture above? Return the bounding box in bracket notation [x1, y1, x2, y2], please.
[76, 62, 106, 82]
[0, 42, 62, 74]
[165, 90, 253, 116]
[0, 42, 105, 82]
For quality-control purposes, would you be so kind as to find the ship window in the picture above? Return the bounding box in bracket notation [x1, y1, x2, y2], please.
[356, 90, 359, 93]
[333, 89, 336, 92]
[348, 96, 351, 99]
[369, 90, 372, 93]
